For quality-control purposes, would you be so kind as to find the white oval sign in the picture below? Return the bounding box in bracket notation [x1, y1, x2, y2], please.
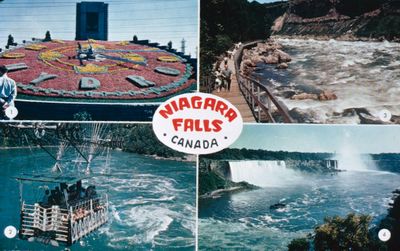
[152, 93, 243, 155]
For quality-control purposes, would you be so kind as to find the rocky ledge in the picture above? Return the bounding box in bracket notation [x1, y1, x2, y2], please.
[240, 39, 291, 76]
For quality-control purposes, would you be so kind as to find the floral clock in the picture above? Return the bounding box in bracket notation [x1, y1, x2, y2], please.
[0, 39, 195, 100]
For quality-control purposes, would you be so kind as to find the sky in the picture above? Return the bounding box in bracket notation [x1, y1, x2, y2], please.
[0, 0, 198, 56]
[232, 124, 400, 154]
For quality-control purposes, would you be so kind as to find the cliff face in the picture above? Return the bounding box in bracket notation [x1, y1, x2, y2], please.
[272, 0, 400, 40]
[289, 0, 386, 18]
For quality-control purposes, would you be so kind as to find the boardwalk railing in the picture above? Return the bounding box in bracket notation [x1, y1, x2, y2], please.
[234, 41, 294, 123]
[236, 73, 293, 123]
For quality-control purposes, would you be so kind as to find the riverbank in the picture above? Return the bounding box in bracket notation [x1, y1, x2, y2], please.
[272, 35, 400, 43]
[199, 185, 257, 199]
[148, 154, 196, 163]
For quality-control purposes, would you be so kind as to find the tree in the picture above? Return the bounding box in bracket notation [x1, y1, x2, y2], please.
[167, 41, 173, 50]
[199, 0, 284, 77]
[133, 35, 138, 43]
[73, 111, 92, 121]
[314, 214, 373, 251]
[44, 31, 52, 41]
[288, 238, 310, 251]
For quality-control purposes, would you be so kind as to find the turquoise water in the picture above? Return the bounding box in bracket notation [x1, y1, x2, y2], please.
[0, 148, 196, 250]
[199, 167, 400, 250]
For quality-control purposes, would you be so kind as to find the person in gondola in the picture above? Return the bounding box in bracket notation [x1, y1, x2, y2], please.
[76, 180, 86, 199]
[41, 189, 50, 207]
[53, 186, 62, 205]
[85, 185, 97, 198]
[60, 183, 69, 207]
[48, 189, 58, 206]
[68, 184, 78, 203]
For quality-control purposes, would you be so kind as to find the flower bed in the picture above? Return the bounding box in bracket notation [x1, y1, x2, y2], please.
[0, 40, 195, 100]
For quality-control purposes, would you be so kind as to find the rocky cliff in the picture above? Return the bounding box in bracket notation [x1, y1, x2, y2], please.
[272, 0, 400, 41]
[199, 159, 256, 197]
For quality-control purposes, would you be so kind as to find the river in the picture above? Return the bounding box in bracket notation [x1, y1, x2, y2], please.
[0, 148, 196, 250]
[253, 38, 400, 124]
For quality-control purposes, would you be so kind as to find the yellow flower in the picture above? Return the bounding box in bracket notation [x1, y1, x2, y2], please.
[2, 52, 25, 59]
[158, 56, 180, 62]
[51, 40, 65, 44]
[121, 53, 146, 62]
[117, 41, 130, 46]
[82, 43, 105, 50]
[74, 63, 108, 74]
[25, 44, 47, 51]
[144, 48, 159, 51]
[39, 51, 63, 61]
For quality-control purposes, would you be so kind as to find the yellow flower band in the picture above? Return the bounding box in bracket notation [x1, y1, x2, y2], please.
[158, 56, 180, 62]
[2, 52, 25, 59]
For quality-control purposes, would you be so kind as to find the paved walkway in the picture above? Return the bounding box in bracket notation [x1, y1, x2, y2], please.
[212, 59, 256, 123]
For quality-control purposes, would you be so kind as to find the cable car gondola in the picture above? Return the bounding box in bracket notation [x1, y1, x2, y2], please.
[16, 174, 109, 247]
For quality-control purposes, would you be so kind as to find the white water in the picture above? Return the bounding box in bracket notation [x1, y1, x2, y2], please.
[335, 148, 376, 172]
[266, 39, 400, 123]
[229, 160, 304, 187]
[334, 132, 377, 171]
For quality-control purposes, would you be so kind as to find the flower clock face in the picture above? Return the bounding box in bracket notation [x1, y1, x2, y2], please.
[0, 40, 195, 101]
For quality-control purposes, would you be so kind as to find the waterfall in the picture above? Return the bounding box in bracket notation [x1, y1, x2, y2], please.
[229, 160, 303, 187]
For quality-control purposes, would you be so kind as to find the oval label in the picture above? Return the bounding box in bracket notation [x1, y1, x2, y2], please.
[152, 93, 243, 155]
[5, 106, 18, 120]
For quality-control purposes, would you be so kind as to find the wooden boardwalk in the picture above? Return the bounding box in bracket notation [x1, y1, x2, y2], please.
[212, 59, 256, 123]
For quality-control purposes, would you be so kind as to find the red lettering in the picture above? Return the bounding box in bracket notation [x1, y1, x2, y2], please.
[179, 97, 191, 110]
[184, 119, 194, 132]
[191, 96, 202, 109]
[172, 118, 183, 131]
[215, 101, 228, 116]
[225, 108, 238, 122]
[171, 100, 179, 112]
[203, 120, 212, 132]
[212, 120, 223, 132]
[195, 119, 202, 131]
[204, 98, 216, 111]
[159, 104, 174, 119]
